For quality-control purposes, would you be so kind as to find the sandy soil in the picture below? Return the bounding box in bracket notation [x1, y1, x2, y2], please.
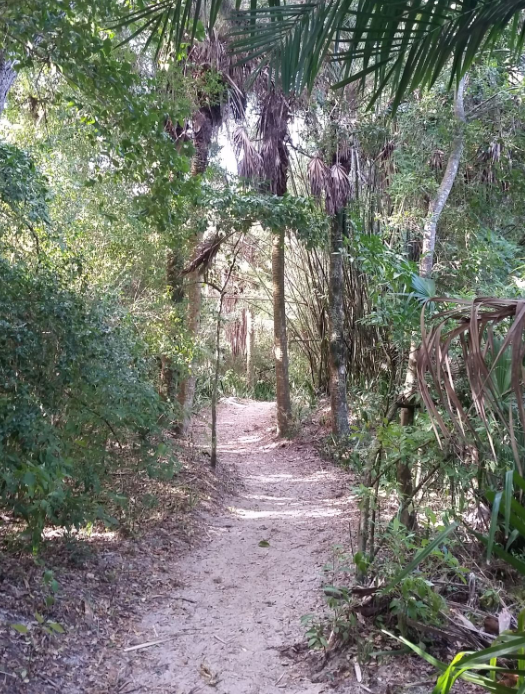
[123, 399, 356, 694]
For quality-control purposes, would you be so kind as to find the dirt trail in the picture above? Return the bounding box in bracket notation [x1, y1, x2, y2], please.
[127, 399, 354, 694]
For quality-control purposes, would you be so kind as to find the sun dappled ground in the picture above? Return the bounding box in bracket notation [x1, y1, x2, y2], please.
[0, 433, 224, 694]
[1, 400, 448, 694]
[119, 399, 358, 694]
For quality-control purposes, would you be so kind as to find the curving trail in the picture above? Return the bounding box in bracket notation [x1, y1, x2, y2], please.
[127, 399, 354, 694]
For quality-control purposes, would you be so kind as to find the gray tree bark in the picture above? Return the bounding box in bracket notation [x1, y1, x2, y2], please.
[0, 52, 16, 118]
[397, 77, 466, 527]
[328, 211, 350, 437]
[420, 77, 466, 277]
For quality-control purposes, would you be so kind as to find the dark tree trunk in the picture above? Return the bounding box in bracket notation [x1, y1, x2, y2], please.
[328, 212, 350, 437]
[260, 91, 293, 436]
[272, 227, 292, 436]
[160, 250, 185, 403]
[246, 307, 255, 389]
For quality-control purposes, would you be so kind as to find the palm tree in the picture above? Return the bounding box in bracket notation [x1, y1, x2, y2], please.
[259, 90, 293, 436]
[116, 1, 525, 108]
[163, 35, 246, 435]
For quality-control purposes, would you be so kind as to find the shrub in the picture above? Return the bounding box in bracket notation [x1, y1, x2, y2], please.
[0, 257, 164, 543]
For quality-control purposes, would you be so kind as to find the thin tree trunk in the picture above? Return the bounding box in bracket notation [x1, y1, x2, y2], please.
[328, 211, 350, 437]
[210, 293, 223, 469]
[160, 250, 185, 403]
[177, 271, 202, 432]
[397, 77, 466, 527]
[0, 52, 16, 118]
[420, 77, 466, 278]
[211, 243, 241, 467]
[175, 109, 213, 435]
[272, 228, 292, 436]
[246, 307, 255, 389]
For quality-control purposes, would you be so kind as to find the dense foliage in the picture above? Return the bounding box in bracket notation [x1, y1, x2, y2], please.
[5, 2, 525, 690]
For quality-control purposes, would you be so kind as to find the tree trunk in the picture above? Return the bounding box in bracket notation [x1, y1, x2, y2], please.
[419, 77, 466, 278]
[272, 228, 292, 436]
[210, 293, 223, 469]
[177, 269, 202, 433]
[160, 250, 185, 403]
[397, 77, 466, 527]
[260, 91, 293, 436]
[0, 52, 16, 118]
[246, 307, 255, 389]
[175, 108, 213, 435]
[328, 211, 350, 437]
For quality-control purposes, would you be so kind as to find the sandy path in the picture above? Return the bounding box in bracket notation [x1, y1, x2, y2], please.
[127, 399, 354, 694]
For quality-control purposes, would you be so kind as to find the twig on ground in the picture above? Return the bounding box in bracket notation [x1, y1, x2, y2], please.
[213, 634, 232, 645]
[123, 631, 196, 652]
[274, 672, 286, 685]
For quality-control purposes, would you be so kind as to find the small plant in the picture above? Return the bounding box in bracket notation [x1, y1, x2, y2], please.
[301, 614, 330, 650]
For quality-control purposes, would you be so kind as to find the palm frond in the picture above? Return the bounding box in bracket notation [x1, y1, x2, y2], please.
[233, 126, 262, 180]
[326, 162, 351, 215]
[307, 153, 329, 200]
[112, 1, 525, 108]
[417, 296, 525, 472]
[183, 232, 223, 274]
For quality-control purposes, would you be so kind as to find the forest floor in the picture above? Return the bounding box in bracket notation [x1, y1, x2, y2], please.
[1, 399, 440, 694]
[119, 398, 357, 694]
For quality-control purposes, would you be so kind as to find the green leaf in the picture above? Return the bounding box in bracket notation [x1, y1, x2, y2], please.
[487, 491, 502, 562]
[11, 623, 29, 634]
[384, 523, 458, 591]
[47, 621, 65, 634]
[258, 540, 270, 547]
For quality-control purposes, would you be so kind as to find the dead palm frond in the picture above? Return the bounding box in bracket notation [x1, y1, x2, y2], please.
[182, 232, 223, 275]
[307, 154, 329, 200]
[326, 162, 351, 215]
[429, 149, 445, 172]
[417, 296, 525, 472]
[233, 126, 262, 180]
[258, 90, 290, 196]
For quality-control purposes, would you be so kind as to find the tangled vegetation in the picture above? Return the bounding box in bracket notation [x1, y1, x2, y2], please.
[5, 1, 525, 692]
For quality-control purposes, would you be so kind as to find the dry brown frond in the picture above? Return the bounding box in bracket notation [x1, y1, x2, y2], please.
[308, 154, 329, 200]
[258, 91, 290, 196]
[429, 149, 445, 171]
[417, 296, 525, 472]
[326, 163, 351, 215]
[183, 233, 223, 275]
[234, 127, 262, 180]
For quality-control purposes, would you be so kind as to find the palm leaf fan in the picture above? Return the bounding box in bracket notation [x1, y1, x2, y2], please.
[233, 126, 262, 180]
[307, 154, 329, 200]
[326, 162, 351, 215]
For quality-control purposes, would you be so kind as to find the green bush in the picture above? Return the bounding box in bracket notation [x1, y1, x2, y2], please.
[0, 257, 164, 542]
